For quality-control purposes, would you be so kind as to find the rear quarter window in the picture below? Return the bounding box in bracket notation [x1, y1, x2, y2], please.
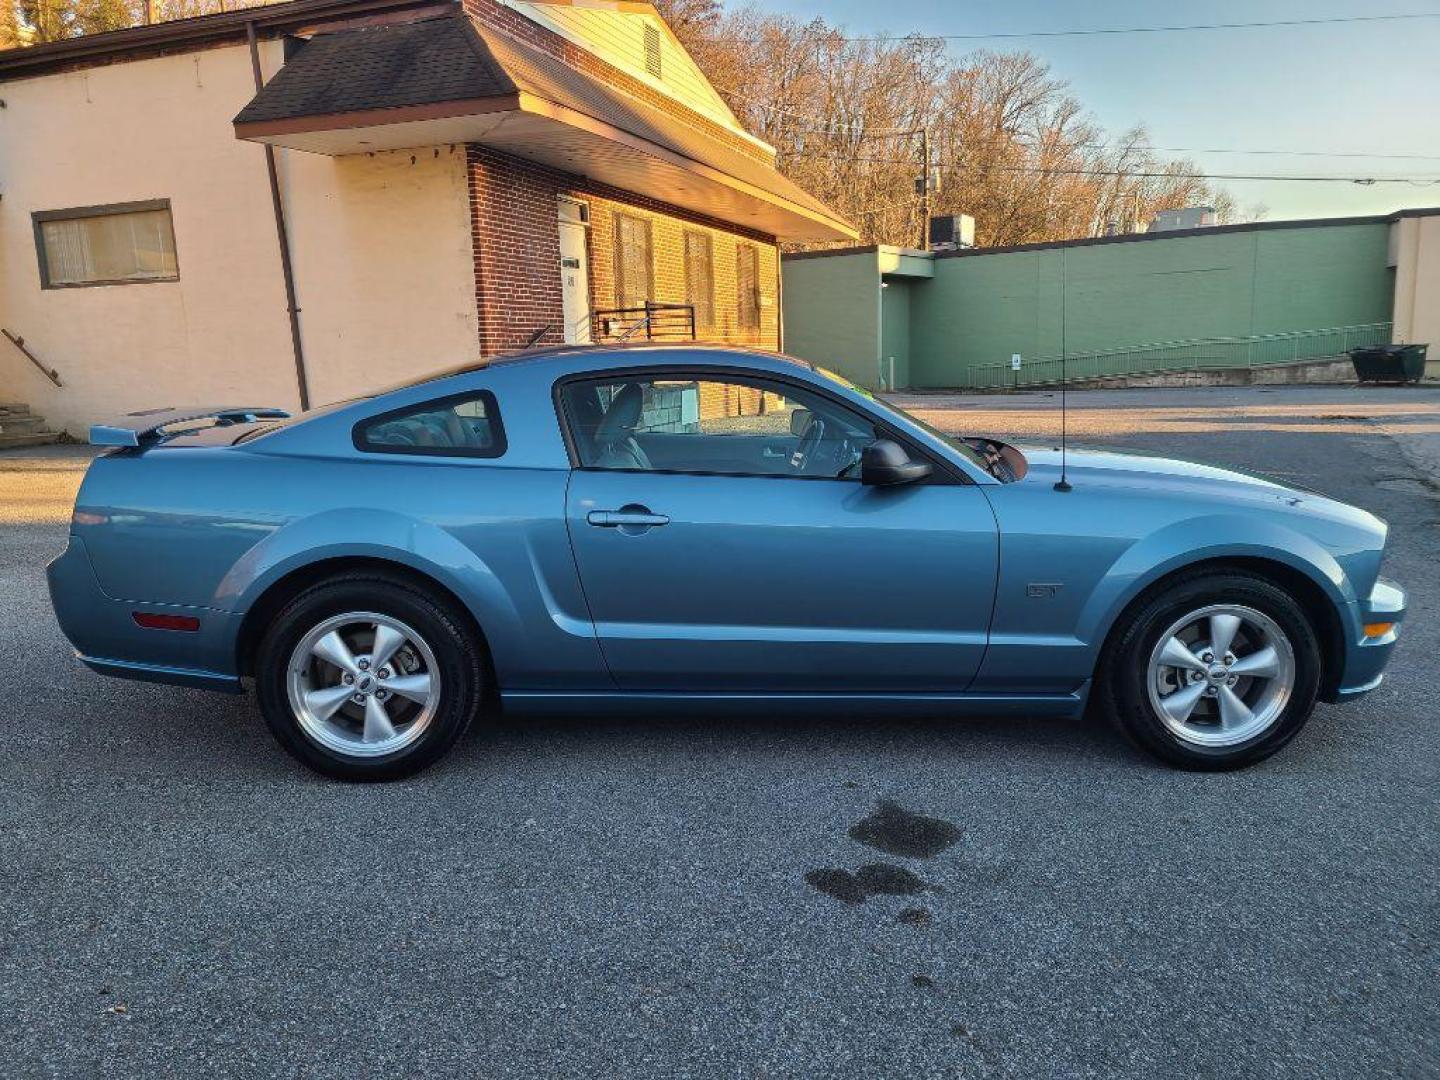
[353, 391, 506, 458]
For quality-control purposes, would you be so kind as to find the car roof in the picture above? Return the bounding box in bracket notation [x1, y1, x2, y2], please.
[417, 341, 816, 385]
[230, 342, 823, 448]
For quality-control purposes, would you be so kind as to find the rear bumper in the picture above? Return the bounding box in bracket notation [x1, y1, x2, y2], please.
[47, 534, 244, 693]
[1326, 576, 1405, 702]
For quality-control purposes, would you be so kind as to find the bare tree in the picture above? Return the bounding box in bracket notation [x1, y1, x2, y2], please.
[6, 0, 1232, 250]
[657, 1, 1234, 249]
[2, 0, 273, 43]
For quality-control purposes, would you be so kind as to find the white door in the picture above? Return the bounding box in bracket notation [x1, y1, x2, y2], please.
[558, 204, 591, 344]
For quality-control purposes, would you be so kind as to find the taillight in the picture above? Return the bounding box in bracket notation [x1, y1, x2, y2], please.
[132, 612, 200, 632]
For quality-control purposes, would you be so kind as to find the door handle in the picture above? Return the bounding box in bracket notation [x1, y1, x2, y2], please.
[587, 508, 670, 528]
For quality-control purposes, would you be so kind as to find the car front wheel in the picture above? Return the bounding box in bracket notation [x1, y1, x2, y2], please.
[1106, 571, 1322, 770]
[255, 573, 484, 781]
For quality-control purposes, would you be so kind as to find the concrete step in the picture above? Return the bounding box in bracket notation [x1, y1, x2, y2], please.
[0, 412, 47, 432]
[0, 400, 60, 449]
[0, 431, 60, 451]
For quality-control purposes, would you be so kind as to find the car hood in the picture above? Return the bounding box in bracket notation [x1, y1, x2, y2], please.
[1015, 444, 1382, 529]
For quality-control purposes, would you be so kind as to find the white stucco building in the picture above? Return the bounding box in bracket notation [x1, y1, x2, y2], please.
[0, 0, 852, 437]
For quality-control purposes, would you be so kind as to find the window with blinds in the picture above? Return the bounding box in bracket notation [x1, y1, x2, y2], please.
[34, 200, 178, 288]
[613, 213, 653, 310]
[684, 231, 715, 330]
[736, 243, 761, 331]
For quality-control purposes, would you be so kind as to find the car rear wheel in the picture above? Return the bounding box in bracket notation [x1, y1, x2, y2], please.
[1105, 571, 1321, 770]
[255, 574, 484, 781]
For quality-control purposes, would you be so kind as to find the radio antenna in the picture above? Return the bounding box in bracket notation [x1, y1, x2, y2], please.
[1054, 244, 1073, 493]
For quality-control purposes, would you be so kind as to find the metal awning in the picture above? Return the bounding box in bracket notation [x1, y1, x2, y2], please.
[233, 15, 856, 242]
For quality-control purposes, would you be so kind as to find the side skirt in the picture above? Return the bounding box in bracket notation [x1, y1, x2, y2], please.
[501, 683, 1091, 719]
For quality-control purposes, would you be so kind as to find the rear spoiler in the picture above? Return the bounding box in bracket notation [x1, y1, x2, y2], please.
[90, 406, 292, 447]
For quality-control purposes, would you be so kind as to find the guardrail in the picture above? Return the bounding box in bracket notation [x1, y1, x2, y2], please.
[961, 322, 1393, 389]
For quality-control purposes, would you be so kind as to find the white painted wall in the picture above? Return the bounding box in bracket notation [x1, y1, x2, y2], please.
[279, 143, 477, 405]
[1390, 215, 1440, 376]
[0, 40, 478, 434]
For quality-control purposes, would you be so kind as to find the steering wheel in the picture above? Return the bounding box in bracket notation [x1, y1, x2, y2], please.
[834, 436, 864, 478]
[789, 415, 826, 473]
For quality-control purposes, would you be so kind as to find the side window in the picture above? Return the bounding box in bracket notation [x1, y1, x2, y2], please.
[34, 200, 179, 288]
[354, 391, 505, 458]
[560, 373, 878, 479]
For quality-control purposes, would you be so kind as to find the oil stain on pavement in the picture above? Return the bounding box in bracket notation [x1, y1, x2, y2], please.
[804, 863, 929, 905]
[897, 906, 932, 927]
[806, 801, 962, 904]
[847, 800, 961, 859]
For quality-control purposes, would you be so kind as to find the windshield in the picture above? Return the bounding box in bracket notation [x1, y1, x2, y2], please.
[811, 366, 991, 471]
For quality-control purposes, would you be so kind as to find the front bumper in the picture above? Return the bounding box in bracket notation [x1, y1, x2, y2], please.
[1327, 576, 1406, 702]
[47, 534, 245, 693]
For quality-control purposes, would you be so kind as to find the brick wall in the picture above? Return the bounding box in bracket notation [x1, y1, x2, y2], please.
[466, 144, 567, 355]
[466, 144, 780, 355]
[459, 0, 784, 355]
[586, 191, 779, 349]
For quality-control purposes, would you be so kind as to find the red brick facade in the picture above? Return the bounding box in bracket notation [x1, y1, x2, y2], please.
[466, 145, 781, 355]
[460, 0, 782, 357]
[466, 145, 568, 356]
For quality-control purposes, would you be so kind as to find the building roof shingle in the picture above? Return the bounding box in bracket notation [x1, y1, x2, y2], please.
[232, 13, 853, 236]
[234, 15, 512, 125]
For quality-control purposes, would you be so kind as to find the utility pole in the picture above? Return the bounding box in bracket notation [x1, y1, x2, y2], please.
[918, 127, 931, 250]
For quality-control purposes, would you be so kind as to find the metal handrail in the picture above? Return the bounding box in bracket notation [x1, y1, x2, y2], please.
[961, 322, 1392, 389]
[1, 329, 63, 388]
[593, 301, 697, 342]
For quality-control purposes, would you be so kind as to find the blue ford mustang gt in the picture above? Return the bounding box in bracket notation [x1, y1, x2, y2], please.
[48, 345, 1404, 780]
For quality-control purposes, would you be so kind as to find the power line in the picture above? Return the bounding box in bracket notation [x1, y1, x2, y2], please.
[712, 12, 1440, 43]
[855, 197, 925, 216]
[779, 153, 1440, 184]
[1054, 142, 1440, 163]
[714, 90, 928, 137]
[722, 95, 1440, 165]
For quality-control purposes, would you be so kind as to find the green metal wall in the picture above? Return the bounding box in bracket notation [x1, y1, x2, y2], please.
[905, 222, 1394, 387]
[879, 277, 912, 390]
[779, 252, 880, 388]
[781, 223, 1395, 389]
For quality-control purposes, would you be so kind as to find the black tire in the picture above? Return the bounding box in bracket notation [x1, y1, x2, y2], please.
[1102, 570, 1321, 770]
[254, 572, 485, 781]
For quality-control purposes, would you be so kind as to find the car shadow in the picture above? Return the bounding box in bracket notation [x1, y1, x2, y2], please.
[459, 704, 1150, 773]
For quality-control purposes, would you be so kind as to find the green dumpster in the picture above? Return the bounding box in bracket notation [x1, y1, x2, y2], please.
[1348, 343, 1428, 384]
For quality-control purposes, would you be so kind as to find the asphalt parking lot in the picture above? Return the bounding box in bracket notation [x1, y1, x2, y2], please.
[2, 385, 1437, 1079]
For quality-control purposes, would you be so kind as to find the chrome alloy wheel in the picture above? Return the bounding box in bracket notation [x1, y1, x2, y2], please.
[286, 611, 441, 758]
[1146, 603, 1296, 748]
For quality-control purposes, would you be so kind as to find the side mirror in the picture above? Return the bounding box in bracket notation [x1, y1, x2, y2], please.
[789, 407, 813, 438]
[860, 439, 932, 487]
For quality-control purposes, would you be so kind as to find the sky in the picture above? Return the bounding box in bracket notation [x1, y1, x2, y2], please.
[754, 0, 1440, 222]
